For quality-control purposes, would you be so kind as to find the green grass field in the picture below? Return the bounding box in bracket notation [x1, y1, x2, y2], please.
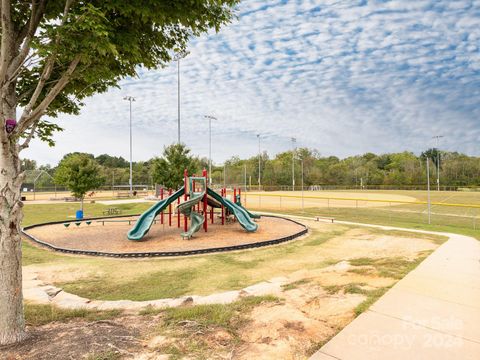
[22, 202, 152, 227]
[245, 189, 480, 238]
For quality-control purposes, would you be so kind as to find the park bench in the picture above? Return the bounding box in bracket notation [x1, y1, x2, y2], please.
[96, 219, 159, 226]
[315, 216, 335, 223]
[116, 192, 130, 198]
[97, 219, 133, 226]
[134, 191, 148, 197]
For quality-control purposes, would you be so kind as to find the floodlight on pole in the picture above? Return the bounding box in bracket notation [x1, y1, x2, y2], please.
[432, 135, 444, 191]
[291, 137, 296, 191]
[173, 50, 190, 144]
[123, 96, 136, 196]
[204, 115, 217, 185]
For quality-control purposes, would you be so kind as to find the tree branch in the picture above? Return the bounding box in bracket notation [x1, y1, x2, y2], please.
[16, 54, 81, 135]
[7, 0, 46, 84]
[0, 0, 12, 85]
[63, 0, 76, 19]
[14, 0, 77, 131]
[18, 55, 55, 120]
[19, 122, 38, 151]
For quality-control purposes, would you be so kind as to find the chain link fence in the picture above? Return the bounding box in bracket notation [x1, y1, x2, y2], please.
[240, 191, 480, 231]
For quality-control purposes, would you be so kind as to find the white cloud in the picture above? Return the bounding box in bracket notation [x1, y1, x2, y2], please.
[23, 0, 480, 166]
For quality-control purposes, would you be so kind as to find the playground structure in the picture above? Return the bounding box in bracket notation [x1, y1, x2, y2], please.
[127, 169, 259, 241]
[22, 171, 309, 258]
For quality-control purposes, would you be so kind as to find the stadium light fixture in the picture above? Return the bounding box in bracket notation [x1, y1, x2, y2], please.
[123, 96, 136, 196]
[173, 50, 190, 144]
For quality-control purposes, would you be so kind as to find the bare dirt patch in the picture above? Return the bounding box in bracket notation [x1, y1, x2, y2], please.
[0, 317, 145, 360]
[318, 227, 437, 260]
[25, 216, 305, 253]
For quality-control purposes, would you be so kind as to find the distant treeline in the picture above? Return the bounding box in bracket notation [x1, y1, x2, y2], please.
[21, 147, 480, 189]
[214, 148, 480, 189]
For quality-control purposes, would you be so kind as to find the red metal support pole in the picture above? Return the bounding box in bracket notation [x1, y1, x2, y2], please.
[177, 195, 180, 228]
[184, 169, 188, 232]
[221, 188, 225, 225]
[160, 188, 164, 224]
[203, 168, 207, 232]
[234, 187, 237, 204]
[210, 206, 214, 224]
[168, 188, 172, 226]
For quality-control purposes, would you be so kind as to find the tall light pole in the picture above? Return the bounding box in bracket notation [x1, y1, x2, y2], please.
[426, 157, 431, 224]
[291, 137, 296, 191]
[204, 115, 217, 185]
[432, 135, 444, 191]
[173, 51, 189, 144]
[257, 134, 261, 190]
[123, 96, 135, 196]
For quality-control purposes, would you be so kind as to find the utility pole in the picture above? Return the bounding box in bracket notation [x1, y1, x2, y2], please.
[291, 137, 296, 191]
[432, 135, 444, 191]
[123, 96, 135, 196]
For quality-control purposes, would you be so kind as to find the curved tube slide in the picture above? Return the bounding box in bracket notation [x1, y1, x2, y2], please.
[127, 187, 185, 240]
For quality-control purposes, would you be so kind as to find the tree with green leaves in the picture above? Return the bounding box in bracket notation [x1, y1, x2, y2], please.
[54, 153, 104, 209]
[0, 0, 239, 345]
[151, 143, 199, 190]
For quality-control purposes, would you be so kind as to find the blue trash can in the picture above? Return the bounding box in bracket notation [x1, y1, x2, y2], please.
[76, 210, 84, 220]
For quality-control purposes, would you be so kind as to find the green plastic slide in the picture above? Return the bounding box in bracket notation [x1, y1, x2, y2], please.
[235, 194, 260, 219]
[237, 203, 261, 219]
[206, 188, 258, 232]
[177, 191, 205, 239]
[127, 187, 185, 240]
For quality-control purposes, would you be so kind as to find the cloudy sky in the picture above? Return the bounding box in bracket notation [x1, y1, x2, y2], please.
[24, 0, 480, 166]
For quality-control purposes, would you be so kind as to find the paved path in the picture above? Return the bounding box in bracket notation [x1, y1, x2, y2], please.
[311, 232, 480, 360]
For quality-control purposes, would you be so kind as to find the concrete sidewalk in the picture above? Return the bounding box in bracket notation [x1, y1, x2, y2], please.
[311, 233, 480, 360]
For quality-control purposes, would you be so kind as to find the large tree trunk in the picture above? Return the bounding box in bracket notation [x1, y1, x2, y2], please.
[0, 86, 27, 345]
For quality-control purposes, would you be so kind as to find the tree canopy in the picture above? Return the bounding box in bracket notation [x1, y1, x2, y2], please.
[54, 153, 104, 205]
[151, 143, 200, 189]
[0, 0, 240, 346]
[5, 0, 240, 146]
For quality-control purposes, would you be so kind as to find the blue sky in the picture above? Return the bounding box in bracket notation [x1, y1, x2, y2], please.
[24, 0, 480, 165]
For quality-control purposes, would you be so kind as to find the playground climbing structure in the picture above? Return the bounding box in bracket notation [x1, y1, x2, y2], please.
[127, 169, 259, 241]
